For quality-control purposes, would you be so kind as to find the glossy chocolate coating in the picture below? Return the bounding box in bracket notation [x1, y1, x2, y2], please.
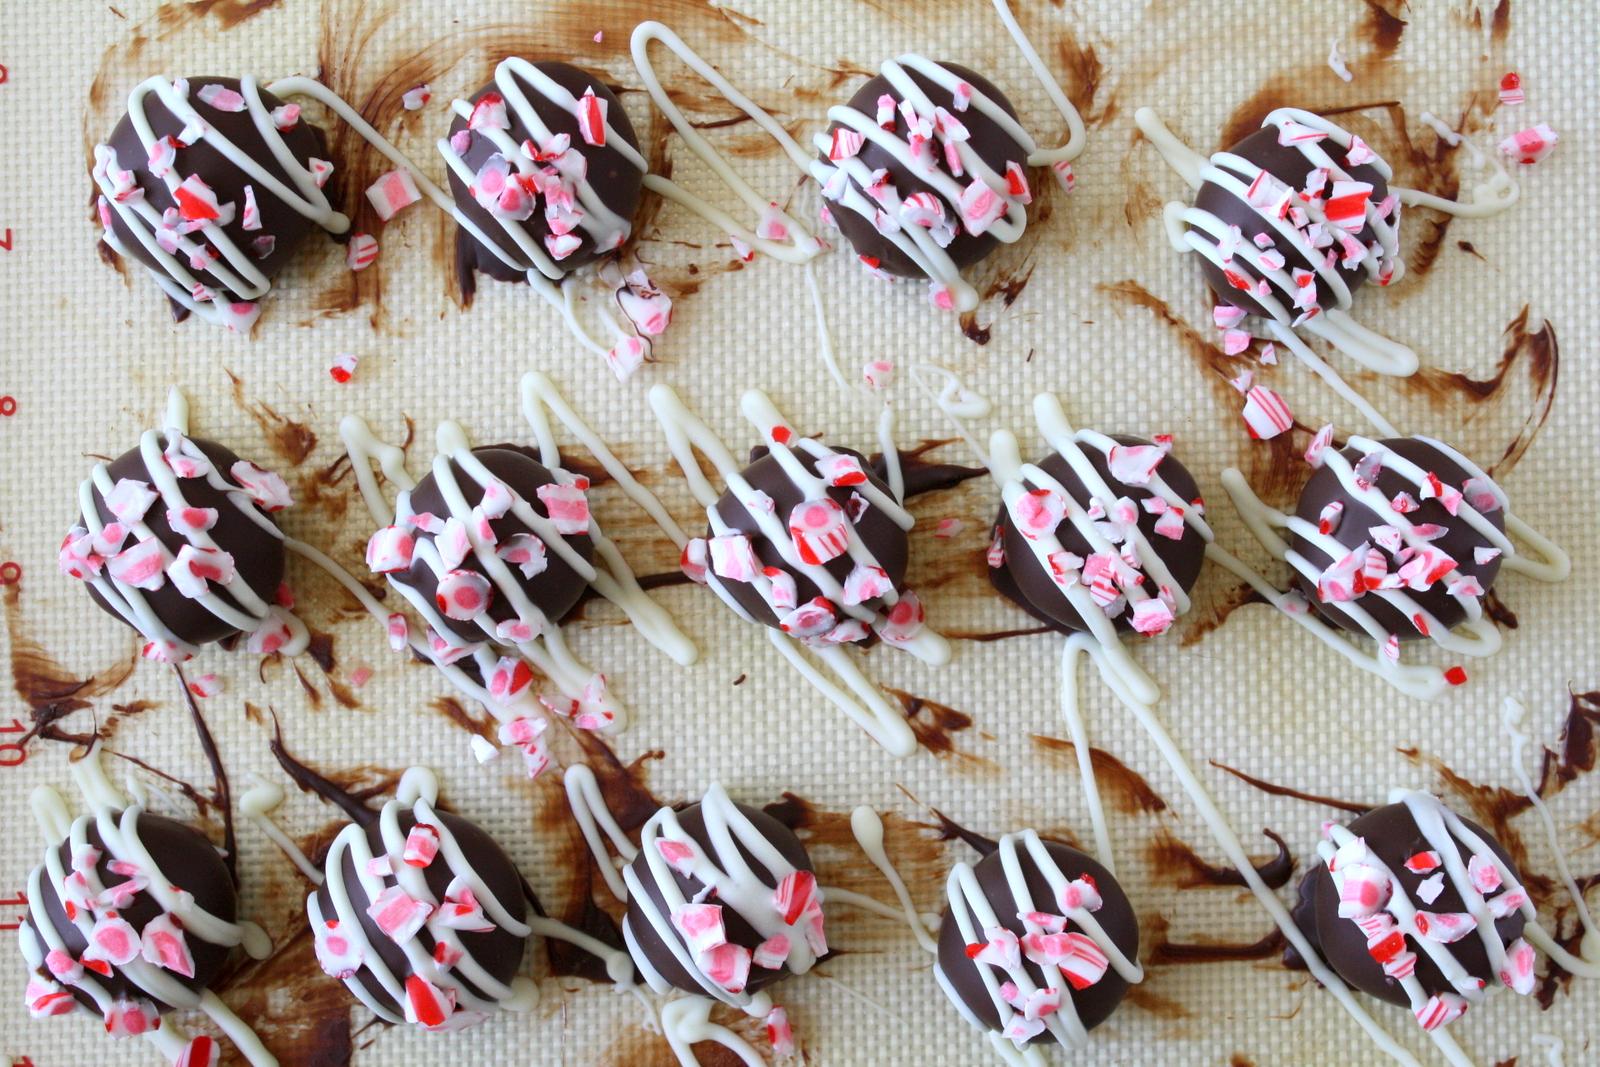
[992, 436, 1206, 633]
[28, 813, 237, 1013]
[393, 446, 594, 643]
[315, 809, 527, 1016]
[1290, 438, 1504, 638]
[101, 77, 333, 312]
[624, 801, 813, 996]
[823, 63, 1026, 278]
[82, 436, 285, 646]
[1191, 124, 1389, 316]
[937, 839, 1138, 1040]
[1300, 802, 1525, 1007]
[710, 445, 907, 637]
[447, 62, 642, 284]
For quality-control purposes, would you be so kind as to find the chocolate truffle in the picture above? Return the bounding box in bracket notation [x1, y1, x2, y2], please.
[1291, 437, 1505, 639]
[1294, 795, 1533, 1014]
[697, 444, 911, 647]
[312, 785, 530, 1030]
[990, 435, 1206, 635]
[1190, 114, 1397, 318]
[59, 430, 293, 656]
[380, 446, 595, 645]
[444, 61, 643, 294]
[92, 76, 343, 329]
[819, 62, 1030, 281]
[624, 789, 822, 1000]
[937, 831, 1139, 1043]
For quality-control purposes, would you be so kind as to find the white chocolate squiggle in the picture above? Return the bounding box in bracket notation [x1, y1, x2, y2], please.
[20, 743, 276, 1066]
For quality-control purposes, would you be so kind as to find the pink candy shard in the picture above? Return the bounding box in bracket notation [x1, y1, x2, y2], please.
[169, 544, 235, 598]
[1500, 123, 1557, 164]
[488, 656, 535, 705]
[1107, 444, 1164, 486]
[656, 837, 698, 875]
[841, 562, 891, 606]
[434, 876, 496, 932]
[108, 540, 170, 592]
[26, 975, 78, 1018]
[346, 233, 379, 271]
[166, 506, 218, 534]
[699, 941, 751, 994]
[365, 168, 422, 222]
[709, 533, 760, 582]
[402, 84, 432, 110]
[766, 1006, 794, 1056]
[815, 452, 867, 487]
[957, 177, 1007, 236]
[1414, 992, 1468, 1031]
[1241, 386, 1293, 440]
[404, 973, 456, 1029]
[680, 538, 710, 584]
[1467, 853, 1503, 893]
[140, 912, 195, 978]
[1013, 488, 1065, 539]
[366, 885, 434, 944]
[877, 588, 926, 645]
[494, 532, 547, 580]
[435, 569, 493, 620]
[105, 478, 158, 524]
[1414, 910, 1477, 943]
[535, 482, 589, 534]
[385, 613, 409, 651]
[1336, 863, 1390, 917]
[468, 92, 509, 131]
[575, 87, 608, 146]
[778, 597, 836, 639]
[85, 914, 141, 967]
[971, 926, 1020, 971]
[1324, 180, 1373, 232]
[104, 997, 159, 1039]
[1499, 936, 1537, 994]
[196, 83, 246, 112]
[174, 174, 222, 222]
[672, 902, 728, 955]
[752, 934, 791, 970]
[403, 822, 441, 867]
[270, 104, 300, 130]
[175, 1035, 220, 1067]
[774, 869, 817, 925]
[788, 497, 851, 565]
[1128, 597, 1175, 636]
[230, 460, 293, 511]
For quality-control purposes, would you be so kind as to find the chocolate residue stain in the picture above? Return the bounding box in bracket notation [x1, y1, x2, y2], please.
[225, 369, 318, 466]
[295, 454, 354, 528]
[430, 696, 496, 740]
[1404, 307, 1558, 477]
[1146, 826, 1296, 890]
[213, 923, 355, 1067]
[1457, 239, 1485, 261]
[5, 579, 139, 748]
[326, 678, 362, 710]
[1359, 0, 1408, 58]
[1098, 279, 1315, 508]
[1125, 984, 1191, 1019]
[888, 688, 991, 767]
[946, 624, 1056, 643]
[1031, 734, 1169, 815]
[920, 806, 999, 857]
[1145, 913, 1286, 966]
[1178, 579, 1266, 648]
[1491, 0, 1513, 44]
[306, 631, 337, 673]
[291, 663, 322, 708]
[955, 153, 1060, 340]
[1054, 26, 1109, 125]
[1537, 689, 1600, 798]
[1483, 589, 1519, 630]
[1210, 761, 1371, 815]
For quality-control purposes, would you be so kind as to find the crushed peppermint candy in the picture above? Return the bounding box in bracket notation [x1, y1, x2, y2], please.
[1500, 123, 1557, 164]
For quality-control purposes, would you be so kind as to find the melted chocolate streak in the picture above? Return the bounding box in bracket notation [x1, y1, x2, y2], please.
[269, 717, 379, 827]
[175, 664, 239, 885]
[1149, 927, 1286, 966]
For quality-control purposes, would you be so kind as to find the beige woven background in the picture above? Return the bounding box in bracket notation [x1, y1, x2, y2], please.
[0, 0, 1595, 1064]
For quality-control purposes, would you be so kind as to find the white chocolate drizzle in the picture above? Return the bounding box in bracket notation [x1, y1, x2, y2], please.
[60, 387, 311, 663]
[646, 383, 951, 757]
[1135, 106, 1516, 377]
[308, 766, 537, 1029]
[20, 743, 277, 1066]
[93, 76, 350, 329]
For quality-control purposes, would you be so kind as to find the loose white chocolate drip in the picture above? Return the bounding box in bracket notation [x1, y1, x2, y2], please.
[20, 743, 278, 1066]
[94, 76, 350, 327]
[1320, 791, 1600, 1066]
[1503, 698, 1600, 964]
[646, 383, 951, 758]
[239, 775, 324, 884]
[918, 369, 1431, 1067]
[1221, 433, 1568, 699]
[937, 830, 1143, 1056]
[1136, 106, 1517, 378]
[310, 766, 536, 1028]
[67, 387, 311, 661]
[340, 407, 695, 734]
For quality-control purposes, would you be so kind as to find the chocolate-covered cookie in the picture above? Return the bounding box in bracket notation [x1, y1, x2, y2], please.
[937, 831, 1139, 1044]
[990, 434, 1206, 636]
[92, 76, 345, 330]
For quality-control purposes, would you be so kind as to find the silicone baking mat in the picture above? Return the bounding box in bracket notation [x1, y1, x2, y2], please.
[0, 0, 1596, 1064]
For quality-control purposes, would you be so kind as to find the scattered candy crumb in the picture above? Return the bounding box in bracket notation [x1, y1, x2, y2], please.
[330, 353, 359, 383]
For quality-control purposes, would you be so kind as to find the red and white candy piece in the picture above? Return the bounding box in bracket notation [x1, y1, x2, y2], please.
[1487, 887, 1529, 919]
[1414, 910, 1476, 943]
[1013, 488, 1066, 539]
[710, 534, 761, 582]
[403, 823, 440, 867]
[1414, 992, 1468, 1031]
[1242, 386, 1293, 440]
[26, 975, 78, 1018]
[936, 518, 963, 539]
[328, 352, 359, 384]
[1499, 936, 1537, 994]
[404, 973, 456, 1029]
[230, 460, 293, 511]
[1500, 123, 1557, 164]
[140, 912, 195, 978]
[104, 997, 160, 1039]
[169, 544, 234, 599]
[815, 452, 868, 487]
[488, 656, 536, 706]
[957, 177, 1008, 236]
[166, 506, 217, 535]
[1129, 596, 1175, 636]
[969, 926, 1021, 971]
[175, 1036, 220, 1067]
[1059, 876, 1102, 913]
[1404, 851, 1441, 873]
[366, 885, 434, 943]
[106, 478, 159, 523]
[386, 613, 409, 651]
[1336, 863, 1390, 917]
[1107, 444, 1165, 486]
[436, 569, 493, 620]
[575, 87, 608, 146]
[862, 360, 894, 387]
[1467, 853, 1503, 893]
[270, 104, 300, 130]
[766, 1006, 794, 1056]
[247, 613, 294, 654]
[84, 915, 142, 967]
[789, 498, 851, 565]
[774, 870, 817, 925]
[877, 589, 926, 646]
[108, 539, 171, 591]
[700, 941, 751, 994]
[842, 563, 891, 606]
[673, 902, 727, 955]
[433, 877, 496, 932]
[752, 934, 791, 970]
[468, 92, 509, 131]
[764, 566, 798, 610]
[779, 597, 836, 639]
[536, 483, 589, 534]
[346, 233, 379, 271]
[365, 168, 422, 222]
[496, 533, 548, 580]
[680, 538, 710, 584]
[402, 84, 432, 110]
